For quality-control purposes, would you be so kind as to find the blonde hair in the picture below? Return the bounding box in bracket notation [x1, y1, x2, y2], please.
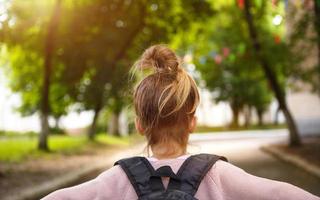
[133, 44, 200, 150]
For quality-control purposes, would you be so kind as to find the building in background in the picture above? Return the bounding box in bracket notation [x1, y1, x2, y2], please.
[285, 0, 320, 136]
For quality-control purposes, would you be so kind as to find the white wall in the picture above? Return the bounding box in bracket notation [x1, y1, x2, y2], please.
[196, 88, 232, 126]
[287, 91, 320, 135]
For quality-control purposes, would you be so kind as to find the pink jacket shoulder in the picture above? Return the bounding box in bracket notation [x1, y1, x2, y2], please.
[43, 157, 319, 200]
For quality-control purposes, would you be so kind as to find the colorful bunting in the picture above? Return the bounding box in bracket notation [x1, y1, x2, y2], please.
[237, 0, 244, 10]
[223, 47, 230, 57]
[214, 54, 222, 64]
[284, 0, 288, 10]
[274, 35, 281, 44]
[272, 0, 278, 8]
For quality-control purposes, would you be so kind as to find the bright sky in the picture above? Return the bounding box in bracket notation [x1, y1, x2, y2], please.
[0, 69, 94, 132]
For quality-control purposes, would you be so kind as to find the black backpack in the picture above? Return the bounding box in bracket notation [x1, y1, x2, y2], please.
[114, 153, 227, 200]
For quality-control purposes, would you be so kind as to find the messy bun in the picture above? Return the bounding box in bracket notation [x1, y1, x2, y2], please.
[137, 45, 180, 74]
[133, 44, 200, 150]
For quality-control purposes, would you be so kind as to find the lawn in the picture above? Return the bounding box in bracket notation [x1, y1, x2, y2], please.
[0, 124, 285, 162]
[0, 133, 135, 162]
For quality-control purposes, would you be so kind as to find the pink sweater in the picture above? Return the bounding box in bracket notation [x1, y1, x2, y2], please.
[43, 155, 319, 200]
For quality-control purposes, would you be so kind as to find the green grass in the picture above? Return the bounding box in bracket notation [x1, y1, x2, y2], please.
[0, 134, 135, 162]
[195, 123, 287, 133]
[0, 130, 37, 137]
[1, 124, 283, 162]
[95, 134, 131, 146]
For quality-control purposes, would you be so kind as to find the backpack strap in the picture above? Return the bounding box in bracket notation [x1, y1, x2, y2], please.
[167, 154, 227, 196]
[114, 157, 157, 198]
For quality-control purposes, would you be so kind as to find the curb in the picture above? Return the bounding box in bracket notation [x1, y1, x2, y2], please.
[261, 146, 320, 179]
[4, 144, 144, 200]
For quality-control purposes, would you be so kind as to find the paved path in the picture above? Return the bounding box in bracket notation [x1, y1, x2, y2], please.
[189, 129, 320, 196]
[59, 129, 320, 197]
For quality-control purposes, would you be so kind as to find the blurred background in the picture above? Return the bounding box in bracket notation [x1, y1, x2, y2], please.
[0, 0, 319, 199]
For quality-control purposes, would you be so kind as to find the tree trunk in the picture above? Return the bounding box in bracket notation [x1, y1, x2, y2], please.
[38, 0, 61, 151]
[314, 0, 320, 94]
[243, 0, 301, 146]
[38, 113, 49, 150]
[88, 104, 102, 140]
[230, 104, 240, 128]
[256, 109, 264, 126]
[282, 107, 301, 145]
[109, 112, 121, 136]
[54, 116, 60, 129]
[244, 105, 252, 127]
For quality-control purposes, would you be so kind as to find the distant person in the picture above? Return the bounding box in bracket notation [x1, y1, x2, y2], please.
[43, 45, 319, 200]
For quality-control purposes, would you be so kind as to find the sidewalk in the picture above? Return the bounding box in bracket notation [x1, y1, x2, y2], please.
[261, 137, 320, 179]
[2, 143, 145, 200]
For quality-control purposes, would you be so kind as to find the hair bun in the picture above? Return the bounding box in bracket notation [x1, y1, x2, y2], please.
[138, 44, 180, 74]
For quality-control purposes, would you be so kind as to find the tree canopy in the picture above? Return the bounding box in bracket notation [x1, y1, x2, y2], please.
[0, 0, 318, 148]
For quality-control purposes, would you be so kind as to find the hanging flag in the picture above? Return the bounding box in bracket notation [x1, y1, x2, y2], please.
[223, 47, 230, 57]
[237, 0, 244, 10]
[272, 0, 277, 8]
[214, 54, 223, 64]
[210, 50, 217, 57]
[284, 0, 289, 10]
[274, 35, 281, 44]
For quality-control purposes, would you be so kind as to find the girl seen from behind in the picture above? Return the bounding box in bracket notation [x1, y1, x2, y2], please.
[43, 45, 319, 200]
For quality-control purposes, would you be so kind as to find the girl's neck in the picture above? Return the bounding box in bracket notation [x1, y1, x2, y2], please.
[151, 142, 187, 160]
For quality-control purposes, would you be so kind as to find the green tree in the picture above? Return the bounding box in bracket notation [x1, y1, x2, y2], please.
[58, 0, 213, 140]
[1, 0, 214, 144]
[58, 0, 148, 140]
[0, 0, 70, 150]
[287, 0, 320, 94]
[39, 0, 61, 150]
[188, 1, 273, 128]
[107, 61, 133, 136]
[175, 0, 296, 142]
[243, 0, 301, 146]
[249, 81, 272, 126]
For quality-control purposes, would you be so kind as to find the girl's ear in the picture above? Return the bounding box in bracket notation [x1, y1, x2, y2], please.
[189, 116, 197, 133]
[135, 117, 145, 135]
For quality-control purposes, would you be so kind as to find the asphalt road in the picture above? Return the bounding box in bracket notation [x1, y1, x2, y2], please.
[189, 129, 320, 196]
